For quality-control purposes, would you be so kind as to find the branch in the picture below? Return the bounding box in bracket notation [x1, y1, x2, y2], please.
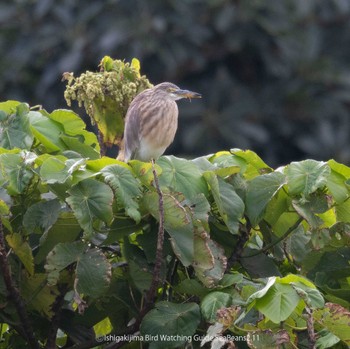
[145, 159, 165, 304]
[0, 220, 39, 349]
[45, 286, 67, 349]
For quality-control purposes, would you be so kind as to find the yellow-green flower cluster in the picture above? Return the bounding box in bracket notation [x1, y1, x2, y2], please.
[63, 58, 152, 122]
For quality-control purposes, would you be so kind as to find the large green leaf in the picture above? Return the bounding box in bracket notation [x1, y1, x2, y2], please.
[45, 242, 111, 298]
[157, 156, 209, 198]
[20, 273, 58, 317]
[101, 164, 142, 222]
[241, 249, 282, 278]
[76, 248, 111, 297]
[0, 152, 34, 195]
[230, 149, 272, 179]
[49, 109, 99, 148]
[201, 291, 234, 323]
[327, 159, 350, 203]
[204, 172, 244, 234]
[34, 212, 82, 264]
[0, 103, 33, 150]
[60, 135, 100, 159]
[140, 301, 200, 349]
[335, 198, 350, 223]
[66, 179, 114, 237]
[313, 303, 350, 345]
[193, 230, 226, 288]
[285, 160, 330, 196]
[254, 283, 300, 323]
[28, 110, 66, 152]
[23, 199, 61, 234]
[6, 233, 34, 275]
[246, 171, 286, 226]
[39, 156, 70, 184]
[45, 241, 87, 285]
[142, 192, 194, 266]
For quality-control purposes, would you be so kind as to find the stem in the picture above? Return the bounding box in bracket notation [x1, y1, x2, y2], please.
[0, 220, 39, 349]
[226, 219, 251, 271]
[97, 130, 106, 156]
[145, 159, 165, 304]
[241, 217, 303, 258]
[45, 286, 67, 349]
[305, 307, 316, 349]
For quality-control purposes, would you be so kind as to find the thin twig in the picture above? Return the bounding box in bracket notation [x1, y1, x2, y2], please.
[241, 217, 303, 258]
[226, 218, 251, 271]
[145, 159, 165, 304]
[0, 220, 39, 349]
[305, 307, 316, 349]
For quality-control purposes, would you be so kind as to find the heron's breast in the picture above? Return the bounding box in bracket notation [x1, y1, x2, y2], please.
[141, 101, 178, 148]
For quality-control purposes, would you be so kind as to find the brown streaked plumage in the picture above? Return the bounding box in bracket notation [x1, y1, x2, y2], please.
[120, 82, 201, 162]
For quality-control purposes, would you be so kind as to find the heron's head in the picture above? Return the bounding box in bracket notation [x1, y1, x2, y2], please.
[153, 82, 202, 101]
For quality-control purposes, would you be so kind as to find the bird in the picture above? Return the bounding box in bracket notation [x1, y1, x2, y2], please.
[119, 82, 201, 162]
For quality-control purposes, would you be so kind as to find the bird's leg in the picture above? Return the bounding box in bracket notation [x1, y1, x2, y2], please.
[145, 158, 165, 304]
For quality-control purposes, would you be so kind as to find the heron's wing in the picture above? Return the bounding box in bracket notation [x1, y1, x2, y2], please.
[123, 101, 141, 161]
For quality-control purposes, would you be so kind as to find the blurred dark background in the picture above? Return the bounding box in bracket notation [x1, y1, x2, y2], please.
[1, 0, 350, 166]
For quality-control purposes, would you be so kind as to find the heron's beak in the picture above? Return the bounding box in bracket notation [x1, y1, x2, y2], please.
[175, 89, 202, 99]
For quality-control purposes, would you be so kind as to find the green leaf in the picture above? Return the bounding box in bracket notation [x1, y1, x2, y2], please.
[39, 156, 69, 184]
[201, 291, 234, 323]
[6, 233, 34, 275]
[66, 179, 114, 237]
[174, 279, 209, 298]
[142, 192, 194, 266]
[140, 302, 200, 349]
[255, 283, 300, 323]
[0, 153, 34, 195]
[193, 231, 226, 288]
[0, 103, 33, 150]
[231, 149, 272, 179]
[101, 164, 142, 222]
[76, 248, 111, 297]
[246, 171, 286, 226]
[247, 330, 290, 349]
[285, 160, 330, 196]
[247, 277, 277, 303]
[60, 135, 100, 159]
[327, 160, 350, 203]
[45, 241, 111, 298]
[0, 100, 22, 114]
[241, 249, 282, 278]
[20, 273, 58, 317]
[45, 241, 86, 285]
[157, 156, 209, 198]
[28, 111, 66, 152]
[313, 303, 350, 345]
[335, 198, 350, 223]
[129, 160, 162, 187]
[204, 172, 244, 234]
[34, 212, 82, 264]
[292, 200, 324, 229]
[23, 199, 61, 234]
[49, 109, 99, 150]
[316, 329, 341, 349]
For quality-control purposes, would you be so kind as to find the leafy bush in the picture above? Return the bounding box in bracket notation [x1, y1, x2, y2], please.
[0, 98, 349, 349]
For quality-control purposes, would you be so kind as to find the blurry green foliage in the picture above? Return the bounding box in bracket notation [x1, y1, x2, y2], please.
[1, 0, 350, 164]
